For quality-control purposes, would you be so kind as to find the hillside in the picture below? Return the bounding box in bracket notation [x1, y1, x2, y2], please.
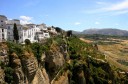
[0, 34, 128, 84]
[73, 28, 128, 36]
[82, 34, 128, 70]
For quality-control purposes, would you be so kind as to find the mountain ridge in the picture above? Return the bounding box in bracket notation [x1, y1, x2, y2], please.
[72, 28, 128, 36]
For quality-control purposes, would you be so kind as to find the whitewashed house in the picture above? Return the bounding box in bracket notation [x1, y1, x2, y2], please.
[35, 30, 50, 42]
[21, 24, 40, 43]
[0, 28, 7, 42]
[37, 23, 47, 31]
[0, 15, 55, 43]
[47, 26, 57, 35]
[6, 19, 23, 42]
[0, 15, 7, 42]
[36, 23, 50, 41]
[22, 24, 50, 43]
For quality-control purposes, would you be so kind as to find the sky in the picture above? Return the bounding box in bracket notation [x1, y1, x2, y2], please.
[0, 0, 128, 31]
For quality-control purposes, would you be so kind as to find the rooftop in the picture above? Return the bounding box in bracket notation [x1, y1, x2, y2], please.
[0, 15, 7, 18]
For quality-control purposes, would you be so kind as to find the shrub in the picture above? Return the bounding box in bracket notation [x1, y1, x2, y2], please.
[25, 39, 31, 45]
[7, 42, 23, 56]
[4, 67, 14, 83]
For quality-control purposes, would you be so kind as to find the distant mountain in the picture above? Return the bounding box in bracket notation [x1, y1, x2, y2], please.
[73, 28, 128, 36]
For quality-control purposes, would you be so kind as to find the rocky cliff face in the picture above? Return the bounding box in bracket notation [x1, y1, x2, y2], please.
[9, 53, 25, 84]
[0, 68, 5, 84]
[1, 36, 128, 84]
[0, 42, 69, 84]
[32, 68, 50, 84]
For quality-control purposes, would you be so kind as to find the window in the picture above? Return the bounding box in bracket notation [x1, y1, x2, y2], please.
[2, 29, 4, 32]
[28, 35, 31, 38]
[1, 20, 3, 22]
[8, 32, 10, 34]
[45, 34, 48, 36]
[20, 36, 22, 39]
[8, 26, 10, 29]
[24, 32, 26, 36]
[2, 34, 4, 37]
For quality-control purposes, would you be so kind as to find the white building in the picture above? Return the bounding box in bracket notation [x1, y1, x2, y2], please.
[21, 24, 40, 43]
[37, 23, 47, 31]
[47, 26, 57, 35]
[35, 31, 50, 42]
[6, 19, 23, 42]
[0, 15, 56, 43]
[21, 24, 50, 43]
[0, 15, 7, 42]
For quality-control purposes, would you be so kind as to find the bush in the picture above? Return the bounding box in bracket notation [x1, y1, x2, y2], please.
[4, 67, 14, 83]
[25, 39, 31, 45]
[7, 42, 23, 56]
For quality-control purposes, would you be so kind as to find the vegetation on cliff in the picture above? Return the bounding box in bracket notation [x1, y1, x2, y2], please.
[0, 33, 128, 84]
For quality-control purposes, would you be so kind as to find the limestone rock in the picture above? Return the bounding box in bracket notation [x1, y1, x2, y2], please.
[10, 53, 25, 84]
[45, 50, 65, 79]
[0, 68, 5, 84]
[32, 68, 50, 84]
[21, 51, 38, 83]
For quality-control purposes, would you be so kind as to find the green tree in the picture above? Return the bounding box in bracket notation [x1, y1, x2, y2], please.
[67, 30, 72, 37]
[4, 67, 14, 83]
[25, 39, 31, 45]
[13, 23, 19, 43]
[55, 27, 62, 33]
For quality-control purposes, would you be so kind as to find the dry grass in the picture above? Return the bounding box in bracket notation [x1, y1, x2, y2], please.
[79, 38, 93, 43]
[80, 38, 128, 71]
[98, 39, 128, 71]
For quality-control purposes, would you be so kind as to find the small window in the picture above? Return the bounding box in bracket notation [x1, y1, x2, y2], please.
[8, 26, 10, 29]
[1, 20, 3, 22]
[45, 34, 48, 36]
[2, 29, 4, 32]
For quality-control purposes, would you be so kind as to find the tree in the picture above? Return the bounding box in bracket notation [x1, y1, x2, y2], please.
[4, 67, 14, 83]
[55, 27, 62, 33]
[13, 23, 19, 43]
[25, 39, 31, 45]
[67, 30, 72, 37]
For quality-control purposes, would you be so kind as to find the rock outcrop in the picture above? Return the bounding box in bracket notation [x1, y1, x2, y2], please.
[45, 49, 65, 80]
[21, 51, 38, 83]
[32, 68, 50, 84]
[9, 53, 25, 84]
[0, 68, 5, 84]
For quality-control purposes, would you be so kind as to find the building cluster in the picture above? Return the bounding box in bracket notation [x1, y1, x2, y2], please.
[0, 15, 57, 43]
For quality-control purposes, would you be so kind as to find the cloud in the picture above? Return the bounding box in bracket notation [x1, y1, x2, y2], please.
[19, 16, 33, 25]
[74, 22, 81, 25]
[86, 0, 128, 15]
[115, 23, 119, 26]
[113, 10, 128, 15]
[96, 2, 108, 5]
[103, 0, 128, 11]
[95, 22, 100, 25]
[24, 1, 41, 7]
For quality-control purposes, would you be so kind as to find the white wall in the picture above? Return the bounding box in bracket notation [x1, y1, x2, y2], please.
[22, 26, 40, 43]
[0, 15, 7, 28]
[0, 28, 2, 42]
[6, 24, 23, 42]
[0, 28, 7, 42]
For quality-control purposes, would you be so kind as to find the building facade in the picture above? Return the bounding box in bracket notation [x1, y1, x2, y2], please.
[0, 15, 57, 43]
[6, 19, 22, 42]
[0, 15, 7, 42]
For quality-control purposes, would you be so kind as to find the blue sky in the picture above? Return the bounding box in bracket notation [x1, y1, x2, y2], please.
[0, 0, 128, 31]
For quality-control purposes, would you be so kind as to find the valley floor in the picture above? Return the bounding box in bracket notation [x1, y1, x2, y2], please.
[80, 37, 128, 72]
